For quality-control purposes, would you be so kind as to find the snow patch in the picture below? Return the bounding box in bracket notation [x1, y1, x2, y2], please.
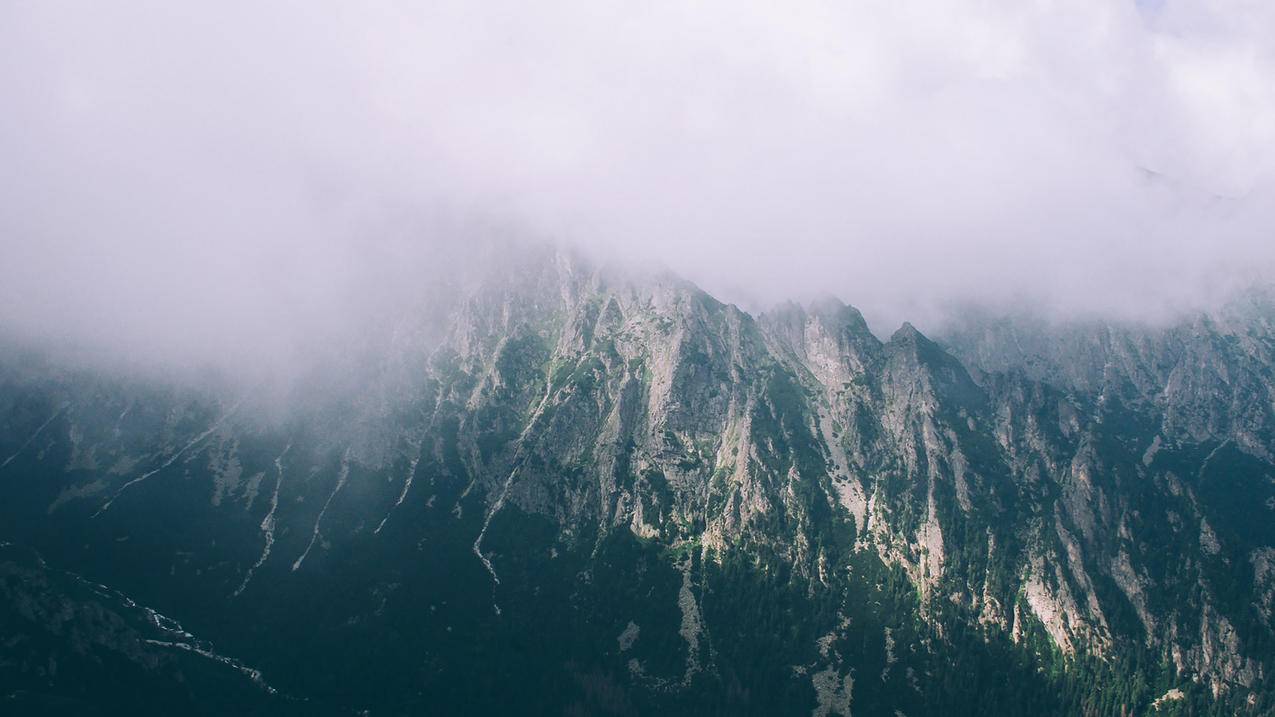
[234, 444, 289, 596]
[292, 447, 350, 572]
[0, 405, 66, 471]
[95, 400, 241, 516]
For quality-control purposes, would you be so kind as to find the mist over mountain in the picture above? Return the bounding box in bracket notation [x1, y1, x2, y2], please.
[4, 2, 1275, 715]
[1, 246, 1274, 714]
[4, 0, 1275, 376]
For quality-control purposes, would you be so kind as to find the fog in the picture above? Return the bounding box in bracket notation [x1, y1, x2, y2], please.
[2, 1, 1274, 380]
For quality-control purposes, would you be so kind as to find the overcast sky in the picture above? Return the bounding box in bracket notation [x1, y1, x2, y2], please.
[2, 1, 1274, 375]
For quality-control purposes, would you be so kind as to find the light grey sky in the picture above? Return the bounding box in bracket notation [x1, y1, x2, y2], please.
[2, 1, 1273, 376]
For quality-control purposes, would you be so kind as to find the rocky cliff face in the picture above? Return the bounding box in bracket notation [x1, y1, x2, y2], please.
[0, 246, 1272, 715]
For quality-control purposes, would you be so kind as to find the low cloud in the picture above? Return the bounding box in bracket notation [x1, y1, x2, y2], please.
[2, 0, 1274, 376]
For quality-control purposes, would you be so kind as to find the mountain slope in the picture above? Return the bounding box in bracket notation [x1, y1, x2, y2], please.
[0, 247, 1272, 715]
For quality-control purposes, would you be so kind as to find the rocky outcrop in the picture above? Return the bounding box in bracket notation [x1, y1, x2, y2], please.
[0, 249, 1272, 713]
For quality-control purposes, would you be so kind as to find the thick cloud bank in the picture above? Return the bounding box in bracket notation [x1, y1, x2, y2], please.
[2, 1, 1274, 375]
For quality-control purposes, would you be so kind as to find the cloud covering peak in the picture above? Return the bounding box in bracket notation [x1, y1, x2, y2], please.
[2, 1, 1273, 372]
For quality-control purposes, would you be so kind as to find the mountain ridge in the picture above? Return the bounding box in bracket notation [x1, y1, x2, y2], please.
[1, 245, 1272, 714]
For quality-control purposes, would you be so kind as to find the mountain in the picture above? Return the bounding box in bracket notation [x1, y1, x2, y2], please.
[1, 245, 1272, 715]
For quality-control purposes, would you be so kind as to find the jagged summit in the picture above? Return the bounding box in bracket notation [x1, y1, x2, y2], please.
[889, 321, 924, 343]
[0, 252, 1272, 714]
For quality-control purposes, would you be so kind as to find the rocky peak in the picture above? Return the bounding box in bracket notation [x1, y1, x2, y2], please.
[760, 298, 881, 391]
[1, 252, 1273, 714]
